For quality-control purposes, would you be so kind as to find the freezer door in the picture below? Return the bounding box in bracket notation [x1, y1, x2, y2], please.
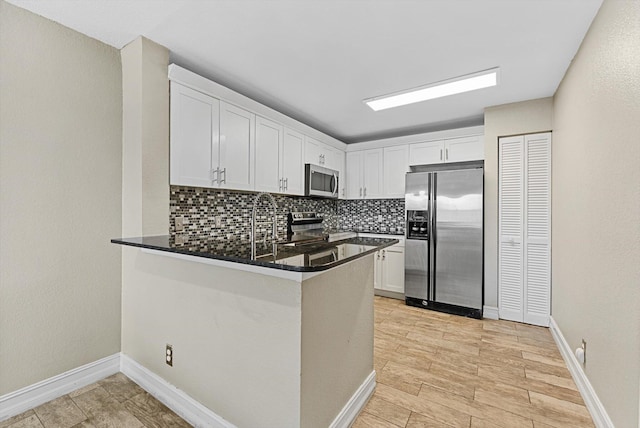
[433, 168, 483, 309]
[404, 238, 430, 300]
[405, 172, 430, 211]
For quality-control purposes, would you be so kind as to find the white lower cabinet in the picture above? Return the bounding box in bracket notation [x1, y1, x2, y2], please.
[360, 234, 405, 295]
[375, 244, 405, 294]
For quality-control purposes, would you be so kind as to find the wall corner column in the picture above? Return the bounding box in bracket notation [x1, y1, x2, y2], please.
[121, 36, 169, 236]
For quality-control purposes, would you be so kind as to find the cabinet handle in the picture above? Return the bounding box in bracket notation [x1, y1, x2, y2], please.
[382, 250, 386, 260]
[445, 148, 449, 160]
[440, 149, 443, 161]
[377, 252, 380, 260]
[279, 178, 283, 191]
[359, 187, 362, 197]
[363, 187, 367, 198]
[284, 178, 288, 191]
[211, 168, 219, 184]
[220, 168, 226, 184]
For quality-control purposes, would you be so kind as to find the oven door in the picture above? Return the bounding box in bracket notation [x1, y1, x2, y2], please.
[305, 164, 339, 198]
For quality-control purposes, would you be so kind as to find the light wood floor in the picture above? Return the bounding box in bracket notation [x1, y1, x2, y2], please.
[2, 297, 593, 428]
[353, 296, 594, 428]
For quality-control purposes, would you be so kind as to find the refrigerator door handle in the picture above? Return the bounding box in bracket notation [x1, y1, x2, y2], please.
[430, 173, 437, 302]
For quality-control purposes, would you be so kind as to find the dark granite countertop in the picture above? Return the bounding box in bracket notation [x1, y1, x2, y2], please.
[322, 228, 405, 237]
[111, 235, 398, 273]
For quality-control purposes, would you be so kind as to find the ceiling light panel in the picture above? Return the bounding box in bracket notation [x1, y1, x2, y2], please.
[365, 67, 500, 111]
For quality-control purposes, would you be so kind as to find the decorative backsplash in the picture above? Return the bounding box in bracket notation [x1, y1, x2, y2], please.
[170, 186, 338, 245]
[170, 186, 405, 246]
[337, 199, 405, 234]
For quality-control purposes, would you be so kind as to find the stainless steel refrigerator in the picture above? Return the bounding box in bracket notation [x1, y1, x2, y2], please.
[404, 161, 483, 318]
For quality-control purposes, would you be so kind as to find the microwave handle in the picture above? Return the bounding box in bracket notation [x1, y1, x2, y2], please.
[332, 173, 338, 196]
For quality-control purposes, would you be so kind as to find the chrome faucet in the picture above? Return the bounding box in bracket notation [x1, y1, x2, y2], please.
[251, 192, 278, 260]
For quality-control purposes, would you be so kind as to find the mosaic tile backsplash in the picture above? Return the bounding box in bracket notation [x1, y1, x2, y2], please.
[338, 198, 405, 234]
[169, 186, 405, 245]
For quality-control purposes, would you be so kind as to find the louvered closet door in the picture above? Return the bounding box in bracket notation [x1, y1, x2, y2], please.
[524, 133, 551, 326]
[499, 136, 525, 322]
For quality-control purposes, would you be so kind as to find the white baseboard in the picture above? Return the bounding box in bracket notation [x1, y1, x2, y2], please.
[549, 317, 614, 428]
[0, 353, 120, 422]
[120, 354, 234, 428]
[482, 305, 499, 320]
[329, 370, 376, 428]
[2, 353, 375, 428]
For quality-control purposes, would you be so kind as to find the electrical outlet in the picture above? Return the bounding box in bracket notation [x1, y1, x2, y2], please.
[175, 216, 184, 231]
[215, 216, 222, 228]
[166, 344, 173, 366]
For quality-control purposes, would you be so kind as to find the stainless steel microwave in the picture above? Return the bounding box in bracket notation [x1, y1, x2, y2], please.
[305, 164, 339, 198]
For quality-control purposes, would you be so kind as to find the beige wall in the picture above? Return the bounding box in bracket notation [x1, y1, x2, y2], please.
[552, 0, 640, 426]
[0, 1, 122, 394]
[483, 98, 553, 308]
[301, 256, 374, 427]
[121, 250, 303, 427]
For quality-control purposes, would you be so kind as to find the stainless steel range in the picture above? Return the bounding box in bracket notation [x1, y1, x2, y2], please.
[286, 212, 356, 245]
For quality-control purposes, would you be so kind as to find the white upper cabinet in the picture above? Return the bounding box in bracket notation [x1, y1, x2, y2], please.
[346, 149, 383, 199]
[346, 152, 363, 199]
[305, 136, 325, 166]
[219, 101, 255, 191]
[409, 140, 445, 165]
[446, 135, 484, 162]
[255, 116, 283, 193]
[383, 145, 409, 198]
[363, 149, 383, 198]
[170, 83, 220, 188]
[281, 128, 305, 195]
[169, 65, 347, 195]
[409, 135, 484, 166]
[305, 136, 342, 170]
[333, 150, 346, 199]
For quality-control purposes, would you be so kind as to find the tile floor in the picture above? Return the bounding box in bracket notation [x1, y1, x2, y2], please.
[0, 373, 190, 428]
[353, 296, 594, 427]
[1, 297, 593, 428]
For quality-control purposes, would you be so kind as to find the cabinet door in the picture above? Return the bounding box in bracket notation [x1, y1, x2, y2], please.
[170, 83, 219, 187]
[281, 127, 305, 195]
[409, 140, 444, 166]
[255, 116, 283, 193]
[445, 135, 484, 162]
[345, 151, 363, 199]
[363, 149, 383, 199]
[382, 246, 405, 294]
[498, 135, 525, 323]
[304, 136, 324, 166]
[334, 150, 346, 199]
[383, 145, 409, 198]
[220, 101, 255, 191]
[373, 251, 383, 290]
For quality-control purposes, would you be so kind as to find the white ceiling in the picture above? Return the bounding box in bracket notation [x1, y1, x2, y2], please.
[7, 0, 602, 143]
